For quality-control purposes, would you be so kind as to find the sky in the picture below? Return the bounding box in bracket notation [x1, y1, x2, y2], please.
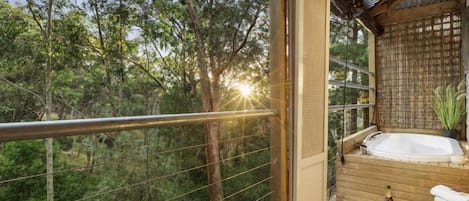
[7, 0, 26, 5]
[7, 0, 86, 6]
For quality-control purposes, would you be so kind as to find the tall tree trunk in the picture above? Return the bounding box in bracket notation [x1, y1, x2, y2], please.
[91, 0, 117, 116]
[45, 0, 54, 200]
[186, 0, 224, 200]
[118, 0, 124, 115]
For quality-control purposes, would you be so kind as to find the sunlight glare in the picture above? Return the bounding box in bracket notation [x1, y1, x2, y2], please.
[238, 83, 253, 97]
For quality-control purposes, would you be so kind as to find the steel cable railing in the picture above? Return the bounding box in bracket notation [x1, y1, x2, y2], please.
[75, 147, 272, 201]
[328, 56, 373, 200]
[255, 190, 273, 201]
[0, 110, 276, 200]
[165, 162, 272, 201]
[224, 176, 273, 200]
[327, 152, 337, 200]
[0, 133, 269, 185]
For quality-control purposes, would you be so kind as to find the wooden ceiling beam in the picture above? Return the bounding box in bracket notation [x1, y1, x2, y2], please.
[387, 0, 406, 9]
[357, 12, 384, 36]
[377, 1, 461, 26]
[462, 0, 468, 8]
[368, 4, 389, 16]
[368, 0, 405, 17]
[459, 0, 468, 6]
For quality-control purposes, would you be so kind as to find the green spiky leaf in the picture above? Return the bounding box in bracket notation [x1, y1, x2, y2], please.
[433, 80, 466, 130]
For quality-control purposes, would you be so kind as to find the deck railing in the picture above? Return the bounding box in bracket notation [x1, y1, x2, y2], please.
[0, 110, 276, 141]
[327, 57, 375, 200]
[0, 110, 276, 201]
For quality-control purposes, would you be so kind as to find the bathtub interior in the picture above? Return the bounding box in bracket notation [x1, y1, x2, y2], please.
[365, 133, 464, 162]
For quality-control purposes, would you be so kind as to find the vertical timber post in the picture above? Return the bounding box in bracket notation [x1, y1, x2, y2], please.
[463, 0, 469, 141]
[369, 33, 376, 127]
[287, 0, 295, 200]
[270, 0, 288, 201]
[292, 0, 330, 200]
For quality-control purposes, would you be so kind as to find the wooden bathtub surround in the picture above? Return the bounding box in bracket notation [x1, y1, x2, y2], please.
[336, 135, 469, 201]
[460, 141, 469, 156]
[338, 126, 378, 154]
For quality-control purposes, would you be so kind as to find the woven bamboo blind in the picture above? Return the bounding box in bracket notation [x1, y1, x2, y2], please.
[376, 13, 462, 130]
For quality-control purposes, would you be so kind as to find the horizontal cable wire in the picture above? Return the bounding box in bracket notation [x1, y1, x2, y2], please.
[0, 173, 48, 185]
[224, 176, 272, 200]
[255, 191, 273, 201]
[165, 162, 271, 201]
[0, 134, 268, 185]
[0, 163, 102, 185]
[164, 183, 211, 201]
[156, 133, 269, 156]
[75, 147, 272, 201]
[327, 184, 337, 196]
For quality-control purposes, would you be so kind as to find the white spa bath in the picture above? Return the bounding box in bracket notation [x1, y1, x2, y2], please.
[364, 133, 464, 162]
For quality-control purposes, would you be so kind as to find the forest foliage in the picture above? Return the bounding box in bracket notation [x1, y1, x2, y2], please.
[0, 0, 271, 200]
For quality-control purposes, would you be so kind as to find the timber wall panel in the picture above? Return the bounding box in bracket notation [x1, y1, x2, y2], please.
[376, 13, 462, 131]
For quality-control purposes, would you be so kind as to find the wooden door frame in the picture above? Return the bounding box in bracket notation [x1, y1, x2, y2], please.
[270, 1, 331, 200]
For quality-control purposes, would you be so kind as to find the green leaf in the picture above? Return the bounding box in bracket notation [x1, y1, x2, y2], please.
[433, 80, 466, 129]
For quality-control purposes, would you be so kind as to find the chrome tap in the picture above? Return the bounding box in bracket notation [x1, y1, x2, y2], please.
[363, 131, 383, 145]
[361, 131, 382, 155]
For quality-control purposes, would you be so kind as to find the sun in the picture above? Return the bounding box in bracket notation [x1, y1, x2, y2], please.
[237, 83, 253, 97]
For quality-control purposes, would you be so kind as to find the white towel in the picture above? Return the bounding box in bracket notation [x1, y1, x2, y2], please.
[435, 196, 448, 201]
[431, 185, 469, 201]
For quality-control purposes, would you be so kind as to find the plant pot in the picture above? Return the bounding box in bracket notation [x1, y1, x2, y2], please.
[443, 129, 458, 139]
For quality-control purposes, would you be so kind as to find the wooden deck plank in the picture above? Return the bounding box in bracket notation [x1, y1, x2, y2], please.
[337, 174, 431, 195]
[336, 186, 383, 201]
[337, 166, 469, 192]
[337, 180, 432, 201]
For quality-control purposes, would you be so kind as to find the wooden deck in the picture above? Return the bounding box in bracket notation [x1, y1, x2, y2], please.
[336, 142, 469, 201]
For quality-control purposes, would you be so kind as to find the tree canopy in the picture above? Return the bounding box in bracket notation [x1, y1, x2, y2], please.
[0, 0, 271, 200]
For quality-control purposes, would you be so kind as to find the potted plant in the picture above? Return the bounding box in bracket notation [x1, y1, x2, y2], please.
[433, 81, 466, 139]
